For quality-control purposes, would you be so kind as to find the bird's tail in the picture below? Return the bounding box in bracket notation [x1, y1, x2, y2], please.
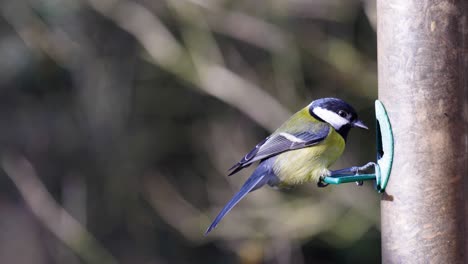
[205, 165, 272, 235]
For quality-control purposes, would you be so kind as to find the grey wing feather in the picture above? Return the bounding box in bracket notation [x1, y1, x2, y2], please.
[228, 126, 330, 176]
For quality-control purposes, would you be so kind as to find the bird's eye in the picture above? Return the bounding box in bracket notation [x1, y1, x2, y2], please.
[338, 110, 348, 118]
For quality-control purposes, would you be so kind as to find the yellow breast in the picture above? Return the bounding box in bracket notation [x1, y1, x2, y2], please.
[272, 128, 345, 187]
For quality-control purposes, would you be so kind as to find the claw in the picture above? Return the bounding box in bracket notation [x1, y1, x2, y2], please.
[317, 177, 329, 188]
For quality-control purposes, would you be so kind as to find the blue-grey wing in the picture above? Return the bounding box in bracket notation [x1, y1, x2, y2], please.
[228, 126, 330, 176]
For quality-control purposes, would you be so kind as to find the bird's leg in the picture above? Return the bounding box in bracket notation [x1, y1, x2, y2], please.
[329, 166, 360, 176]
[329, 162, 377, 186]
[356, 162, 377, 174]
[330, 162, 377, 176]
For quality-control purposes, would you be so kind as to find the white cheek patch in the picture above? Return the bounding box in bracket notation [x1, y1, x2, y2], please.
[312, 107, 349, 130]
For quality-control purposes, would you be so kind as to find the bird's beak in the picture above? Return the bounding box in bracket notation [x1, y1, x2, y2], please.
[353, 120, 368, 130]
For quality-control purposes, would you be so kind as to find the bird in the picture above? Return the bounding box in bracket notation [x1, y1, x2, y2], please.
[205, 97, 368, 234]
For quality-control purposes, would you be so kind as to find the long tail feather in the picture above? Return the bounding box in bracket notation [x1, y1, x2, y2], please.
[205, 172, 267, 235]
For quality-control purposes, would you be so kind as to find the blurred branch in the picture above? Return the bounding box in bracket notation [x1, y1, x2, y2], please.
[0, 0, 83, 67]
[179, 0, 376, 106]
[143, 172, 208, 242]
[300, 35, 377, 102]
[1, 155, 117, 264]
[86, 0, 291, 131]
[206, 9, 290, 53]
[193, 56, 293, 130]
[176, 0, 304, 107]
[169, 0, 295, 126]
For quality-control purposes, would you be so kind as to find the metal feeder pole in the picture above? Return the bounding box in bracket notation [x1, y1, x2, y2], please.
[378, 0, 468, 263]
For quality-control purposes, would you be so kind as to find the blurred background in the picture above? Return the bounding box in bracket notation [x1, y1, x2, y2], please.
[0, 0, 379, 263]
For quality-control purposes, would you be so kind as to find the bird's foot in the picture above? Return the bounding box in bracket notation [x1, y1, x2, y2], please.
[351, 162, 377, 175]
[317, 177, 329, 188]
[352, 162, 376, 186]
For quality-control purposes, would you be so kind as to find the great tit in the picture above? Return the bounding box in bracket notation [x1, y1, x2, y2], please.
[206, 97, 368, 234]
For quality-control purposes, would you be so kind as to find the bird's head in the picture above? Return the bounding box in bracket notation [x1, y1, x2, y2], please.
[308, 97, 368, 139]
